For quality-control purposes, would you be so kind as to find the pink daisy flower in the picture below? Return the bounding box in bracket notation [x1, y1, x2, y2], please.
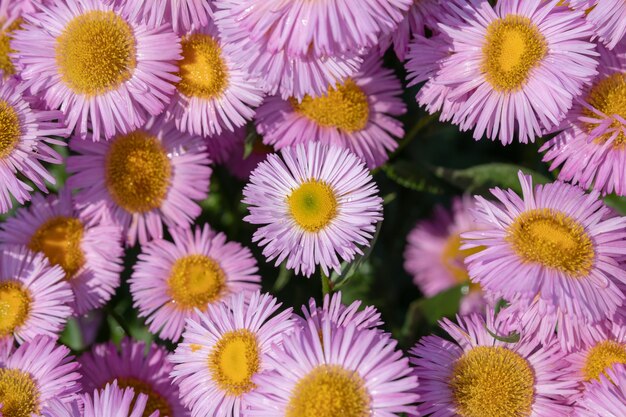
[82, 382, 159, 417]
[242, 143, 383, 277]
[223, 134, 273, 181]
[255, 56, 405, 169]
[410, 312, 578, 417]
[573, 363, 626, 416]
[12, 0, 181, 140]
[79, 337, 188, 417]
[404, 196, 487, 315]
[204, 127, 246, 166]
[299, 291, 382, 331]
[541, 43, 626, 196]
[0, 0, 39, 78]
[570, 0, 626, 50]
[129, 224, 261, 341]
[406, 0, 598, 144]
[66, 116, 212, 246]
[170, 291, 294, 417]
[42, 399, 82, 417]
[0, 77, 66, 214]
[0, 246, 73, 344]
[0, 189, 124, 315]
[463, 172, 626, 347]
[245, 313, 418, 416]
[111, 0, 212, 34]
[0, 336, 81, 417]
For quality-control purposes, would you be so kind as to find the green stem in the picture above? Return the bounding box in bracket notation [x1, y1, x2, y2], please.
[321, 271, 332, 296]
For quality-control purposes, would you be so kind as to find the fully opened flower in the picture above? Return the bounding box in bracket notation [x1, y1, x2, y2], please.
[0, 0, 38, 78]
[573, 363, 626, 416]
[79, 338, 188, 417]
[411, 312, 577, 417]
[255, 57, 405, 169]
[242, 143, 383, 277]
[13, 0, 181, 140]
[406, 0, 598, 144]
[129, 224, 261, 341]
[570, 0, 626, 50]
[0, 189, 124, 315]
[0, 246, 73, 344]
[67, 116, 212, 246]
[0, 77, 66, 214]
[170, 291, 294, 417]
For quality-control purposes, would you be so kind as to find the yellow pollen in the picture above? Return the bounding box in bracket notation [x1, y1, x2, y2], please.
[583, 340, 626, 382]
[105, 130, 172, 214]
[167, 254, 226, 309]
[0, 369, 40, 417]
[113, 377, 172, 417]
[584, 73, 626, 147]
[55, 10, 136, 95]
[0, 281, 31, 338]
[28, 216, 86, 279]
[441, 234, 484, 285]
[287, 180, 338, 233]
[450, 346, 535, 417]
[291, 79, 370, 132]
[209, 329, 260, 396]
[177, 34, 229, 98]
[507, 208, 595, 276]
[286, 365, 370, 417]
[0, 18, 22, 77]
[190, 343, 203, 352]
[482, 15, 547, 92]
[0, 99, 21, 159]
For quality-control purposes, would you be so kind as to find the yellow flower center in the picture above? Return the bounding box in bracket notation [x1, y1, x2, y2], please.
[507, 208, 595, 276]
[0, 281, 31, 338]
[28, 216, 86, 279]
[0, 18, 22, 77]
[291, 79, 370, 132]
[177, 34, 229, 99]
[583, 73, 626, 147]
[287, 180, 338, 233]
[113, 377, 173, 417]
[55, 10, 137, 96]
[0, 99, 21, 159]
[451, 346, 535, 417]
[0, 369, 40, 417]
[167, 254, 226, 309]
[286, 365, 371, 417]
[209, 329, 260, 396]
[583, 340, 626, 382]
[482, 15, 547, 92]
[441, 234, 484, 286]
[105, 130, 172, 214]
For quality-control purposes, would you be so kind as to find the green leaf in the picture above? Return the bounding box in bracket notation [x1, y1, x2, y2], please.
[380, 162, 445, 194]
[485, 325, 521, 344]
[273, 263, 293, 292]
[604, 194, 626, 215]
[331, 221, 382, 289]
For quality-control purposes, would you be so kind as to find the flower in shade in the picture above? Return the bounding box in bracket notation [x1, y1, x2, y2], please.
[406, 0, 598, 144]
[0, 246, 73, 344]
[203, 127, 246, 166]
[170, 291, 294, 417]
[0, 336, 81, 417]
[79, 337, 188, 417]
[110, 0, 212, 34]
[245, 313, 418, 416]
[12, 0, 181, 140]
[541, 43, 626, 196]
[255, 56, 406, 169]
[463, 172, 626, 349]
[411, 312, 578, 417]
[573, 363, 626, 417]
[0, 189, 124, 315]
[83, 382, 159, 417]
[129, 224, 261, 341]
[300, 291, 382, 332]
[67, 116, 212, 246]
[404, 196, 487, 315]
[42, 399, 82, 417]
[569, 0, 626, 50]
[242, 143, 383, 277]
[0, 77, 66, 214]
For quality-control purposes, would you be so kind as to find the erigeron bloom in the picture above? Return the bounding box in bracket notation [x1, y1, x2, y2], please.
[12, 0, 181, 140]
[406, 0, 598, 144]
[110, 0, 212, 34]
[0, 0, 39, 78]
[300, 291, 382, 332]
[0, 336, 81, 417]
[255, 57, 406, 169]
[79, 338, 188, 417]
[223, 133, 273, 180]
[405, 196, 487, 314]
[0, 246, 73, 344]
[0, 189, 124, 315]
[411, 312, 578, 417]
[246, 313, 418, 417]
[569, 0, 626, 50]
[166, 24, 264, 138]
[203, 127, 245, 165]
[170, 291, 294, 417]
[573, 363, 626, 416]
[67, 116, 212, 246]
[82, 382, 159, 417]
[242, 143, 383, 277]
[0, 77, 66, 214]
[129, 224, 261, 341]
[541, 43, 626, 196]
[463, 172, 626, 347]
